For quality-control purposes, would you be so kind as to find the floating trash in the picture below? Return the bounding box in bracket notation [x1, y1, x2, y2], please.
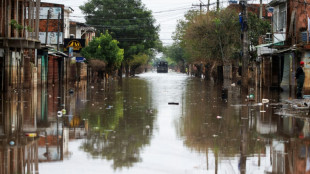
[106, 105, 113, 109]
[145, 125, 150, 129]
[216, 116, 222, 119]
[168, 102, 179, 105]
[262, 99, 269, 103]
[260, 111, 266, 113]
[212, 134, 218, 137]
[292, 104, 309, 110]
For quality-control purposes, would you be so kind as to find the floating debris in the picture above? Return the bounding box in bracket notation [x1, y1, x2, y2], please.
[69, 89, 74, 94]
[168, 102, 179, 105]
[106, 105, 113, 109]
[262, 99, 269, 103]
[260, 111, 266, 113]
[212, 134, 218, 137]
[216, 116, 222, 119]
[292, 104, 309, 110]
[145, 125, 150, 129]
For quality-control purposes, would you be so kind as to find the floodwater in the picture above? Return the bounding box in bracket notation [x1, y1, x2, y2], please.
[1, 72, 310, 174]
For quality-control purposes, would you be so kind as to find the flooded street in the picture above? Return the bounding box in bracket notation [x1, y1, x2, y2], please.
[2, 72, 309, 174]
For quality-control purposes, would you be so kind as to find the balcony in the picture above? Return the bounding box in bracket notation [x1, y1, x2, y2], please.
[0, 37, 41, 49]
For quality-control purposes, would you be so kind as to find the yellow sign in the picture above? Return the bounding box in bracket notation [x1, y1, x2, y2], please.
[68, 40, 82, 51]
[64, 39, 85, 52]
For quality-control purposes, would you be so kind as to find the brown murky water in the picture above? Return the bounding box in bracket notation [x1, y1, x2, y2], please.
[1, 72, 310, 174]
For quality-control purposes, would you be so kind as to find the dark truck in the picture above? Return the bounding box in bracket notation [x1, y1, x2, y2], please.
[157, 61, 168, 73]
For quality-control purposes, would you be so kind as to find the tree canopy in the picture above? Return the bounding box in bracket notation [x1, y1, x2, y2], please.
[81, 31, 124, 72]
[80, 0, 160, 62]
[182, 9, 241, 64]
[173, 8, 271, 65]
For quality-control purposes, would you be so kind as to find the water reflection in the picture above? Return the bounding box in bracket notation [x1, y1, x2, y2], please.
[80, 77, 155, 169]
[3, 72, 310, 173]
[0, 91, 39, 174]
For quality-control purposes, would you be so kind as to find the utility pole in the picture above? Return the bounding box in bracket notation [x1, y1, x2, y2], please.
[45, 8, 51, 45]
[57, 12, 60, 51]
[35, 0, 40, 39]
[192, 3, 208, 14]
[217, 0, 220, 11]
[259, 0, 263, 19]
[207, 0, 210, 11]
[240, 0, 248, 88]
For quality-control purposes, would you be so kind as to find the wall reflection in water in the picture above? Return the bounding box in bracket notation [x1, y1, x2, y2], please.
[178, 78, 310, 174]
[0, 80, 89, 174]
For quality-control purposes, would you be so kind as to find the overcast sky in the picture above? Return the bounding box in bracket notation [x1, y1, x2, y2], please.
[41, 0, 271, 45]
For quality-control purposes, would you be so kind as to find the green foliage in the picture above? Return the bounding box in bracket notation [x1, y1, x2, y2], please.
[183, 9, 241, 64]
[173, 8, 271, 64]
[81, 31, 124, 72]
[247, 12, 271, 60]
[128, 53, 148, 67]
[25, 26, 33, 32]
[10, 20, 23, 31]
[80, 0, 161, 61]
[10, 20, 34, 32]
[163, 43, 187, 63]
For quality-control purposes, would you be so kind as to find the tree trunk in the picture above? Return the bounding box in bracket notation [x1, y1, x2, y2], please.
[217, 65, 224, 83]
[204, 63, 211, 80]
[125, 63, 129, 77]
[118, 62, 123, 78]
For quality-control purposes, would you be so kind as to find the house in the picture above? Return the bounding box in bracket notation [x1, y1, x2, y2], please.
[36, 2, 69, 85]
[258, 0, 310, 97]
[0, 0, 41, 91]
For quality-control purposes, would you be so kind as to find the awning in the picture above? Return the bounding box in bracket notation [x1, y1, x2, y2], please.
[255, 41, 285, 48]
[48, 49, 68, 57]
[255, 43, 272, 48]
[275, 47, 296, 54]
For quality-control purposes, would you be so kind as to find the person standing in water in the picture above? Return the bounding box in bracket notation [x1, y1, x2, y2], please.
[295, 61, 305, 99]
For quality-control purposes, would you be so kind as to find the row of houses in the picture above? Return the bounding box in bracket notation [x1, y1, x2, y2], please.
[0, 0, 95, 91]
[256, 0, 310, 97]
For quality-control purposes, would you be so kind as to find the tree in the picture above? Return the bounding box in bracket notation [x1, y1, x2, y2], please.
[128, 53, 148, 76]
[247, 12, 271, 61]
[81, 31, 124, 75]
[163, 43, 188, 72]
[80, 0, 160, 75]
[173, 7, 270, 81]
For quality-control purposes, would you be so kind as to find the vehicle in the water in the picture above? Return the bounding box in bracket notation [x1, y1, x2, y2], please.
[157, 61, 168, 73]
